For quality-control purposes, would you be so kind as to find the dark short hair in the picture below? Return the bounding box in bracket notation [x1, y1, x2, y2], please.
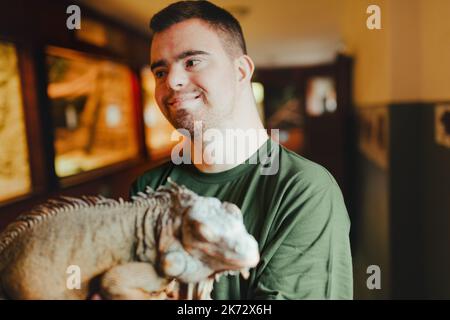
[150, 0, 247, 57]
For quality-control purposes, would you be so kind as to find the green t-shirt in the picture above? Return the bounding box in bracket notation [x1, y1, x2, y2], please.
[130, 138, 353, 299]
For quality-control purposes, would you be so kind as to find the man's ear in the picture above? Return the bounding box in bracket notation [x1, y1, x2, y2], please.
[235, 55, 255, 83]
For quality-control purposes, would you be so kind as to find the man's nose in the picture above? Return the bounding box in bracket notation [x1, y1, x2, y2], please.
[166, 65, 188, 90]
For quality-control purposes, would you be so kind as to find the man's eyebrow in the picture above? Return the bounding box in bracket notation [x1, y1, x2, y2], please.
[177, 50, 210, 60]
[150, 50, 210, 72]
[150, 60, 167, 72]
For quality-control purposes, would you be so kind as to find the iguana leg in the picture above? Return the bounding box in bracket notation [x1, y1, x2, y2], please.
[99, 262, 178, 300]
[177, 280, 214, 300]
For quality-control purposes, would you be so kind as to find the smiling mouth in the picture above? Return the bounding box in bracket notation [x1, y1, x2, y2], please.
[168, 94, 202, 107]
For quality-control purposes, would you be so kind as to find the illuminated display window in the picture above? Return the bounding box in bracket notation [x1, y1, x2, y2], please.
[46, 47, 139, 177]
[0, 41, 31, 202]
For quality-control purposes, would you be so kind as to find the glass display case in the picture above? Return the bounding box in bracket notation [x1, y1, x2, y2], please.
[46, 47, 139, 177]
[264, 84, 305, 154]
[0, 41, 32, 202]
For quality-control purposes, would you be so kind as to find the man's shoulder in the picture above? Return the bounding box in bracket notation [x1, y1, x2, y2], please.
[130, 161, 174, 194]
[272, 145, 350, 237]
[139, 160, 174, 180]
[278, 144, 339, 192]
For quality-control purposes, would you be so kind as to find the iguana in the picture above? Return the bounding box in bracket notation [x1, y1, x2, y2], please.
[0, 179, 259, 300]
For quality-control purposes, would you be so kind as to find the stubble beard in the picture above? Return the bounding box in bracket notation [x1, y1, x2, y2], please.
[168, 98, 236, 138]
[170, 107, 195, 136]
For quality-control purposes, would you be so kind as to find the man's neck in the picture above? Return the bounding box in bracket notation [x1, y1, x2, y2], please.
[190, 105, 269, 174]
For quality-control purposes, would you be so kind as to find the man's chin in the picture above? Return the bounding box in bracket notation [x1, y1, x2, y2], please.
[170, 121, 195, 137]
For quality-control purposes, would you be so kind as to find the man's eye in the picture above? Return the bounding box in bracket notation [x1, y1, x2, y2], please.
[154, 70, 166, 79]
[186, 59, 200, 68]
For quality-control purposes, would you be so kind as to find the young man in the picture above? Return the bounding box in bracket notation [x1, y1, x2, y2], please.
[131, 0, 353, 299]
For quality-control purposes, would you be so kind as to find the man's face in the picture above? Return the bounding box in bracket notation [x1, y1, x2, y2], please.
[150, 19, 239, 134]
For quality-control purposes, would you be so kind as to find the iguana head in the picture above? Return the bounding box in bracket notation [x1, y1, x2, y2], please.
[182, 197, 260, 272]
[157, 180, 260, 285]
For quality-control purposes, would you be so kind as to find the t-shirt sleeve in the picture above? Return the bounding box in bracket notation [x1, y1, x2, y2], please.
[252, 181, 353, 299]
